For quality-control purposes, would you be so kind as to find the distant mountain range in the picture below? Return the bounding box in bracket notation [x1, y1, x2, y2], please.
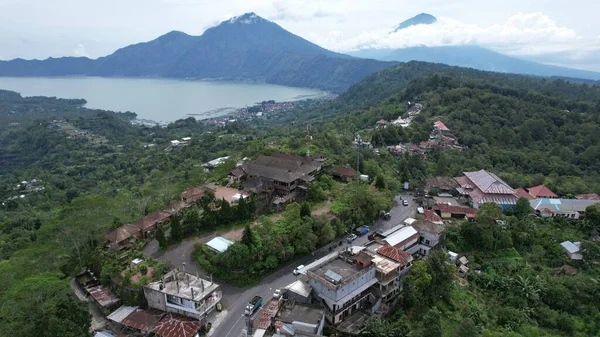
[2, 12, 600, 93]
[0, 13, 393, 93]
[350, 14, 600, 81]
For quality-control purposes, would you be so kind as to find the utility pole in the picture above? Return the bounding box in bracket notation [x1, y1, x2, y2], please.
[356, 132, 360, 180]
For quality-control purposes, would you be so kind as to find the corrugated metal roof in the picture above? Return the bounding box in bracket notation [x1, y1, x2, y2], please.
[206, 236, 234, 253]
[121, 309, 165, 332]
[107, 306, 138, 324]
[530, 199, 600, 213]
[383, 226, 418, 247]
[151, 313, 201, 337]
[561, 241, 580, 254]
[463, 170, 515, 194]
[527, 185, 558, 198]
[286, 280, 312, 298]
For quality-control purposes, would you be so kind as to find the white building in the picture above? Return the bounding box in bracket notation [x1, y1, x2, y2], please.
[143, 269, 221, 321]
[560, 241, 583, 260]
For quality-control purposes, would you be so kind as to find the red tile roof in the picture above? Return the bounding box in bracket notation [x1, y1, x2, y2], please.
[254, 299, 280, 329]
[515, 188, 534, 200]
[434, 120, 450, 131]
[163, 201, 188, 215]
[424, 209, 443, 224]
[121, 309, 165, 332]
[575, 193, 600, 200]
[527, 185, 558, 198]
[433, 205, 477, 216]
[377, 245, 412, 266]
[132, 210, 171, 231]
[151, 313, 202, 337]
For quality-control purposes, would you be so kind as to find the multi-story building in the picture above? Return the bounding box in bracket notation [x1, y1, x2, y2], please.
[144, 269, 221, 321]
[306, 254, 377, 325]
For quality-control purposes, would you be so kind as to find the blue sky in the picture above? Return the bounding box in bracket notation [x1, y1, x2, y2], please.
[1, 0, 599, 70]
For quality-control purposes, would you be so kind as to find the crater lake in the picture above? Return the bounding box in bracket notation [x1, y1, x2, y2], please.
[0, 76, 328, 123]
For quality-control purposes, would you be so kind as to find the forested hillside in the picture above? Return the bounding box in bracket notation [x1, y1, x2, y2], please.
[296, 62, 600, 194]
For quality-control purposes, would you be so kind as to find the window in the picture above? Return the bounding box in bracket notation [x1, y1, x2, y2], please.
[166, 295, 182, 306]
[425, 240, 430, 245]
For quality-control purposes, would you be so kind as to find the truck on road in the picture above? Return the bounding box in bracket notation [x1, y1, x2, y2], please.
[245, 296, 263, 316]
[354, 226, 369, 236]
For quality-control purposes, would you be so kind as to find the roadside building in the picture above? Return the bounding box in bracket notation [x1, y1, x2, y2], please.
[454, 170, 518, 211]
[370, 245, 413, 304]
[180, 187, 206, 204]
[105, 224, 142, 249]
[144, 269, 221, 321]
[306, 254, 378, 326]
[285, 280, 313, 304]
[120, 308, 165, 334]
[530, 198, 600, 219]
[131, 210, 171, 237]
[432, 204, 477, 220]
[411, 219, 445, 254]
[151, 313, 203, 337]
[424, 176, 459, 195]
[423, 209, 443, 225]
[331, 167, 358, 182]
[382, 225, 420, 251]
[276, 300, 326, 336]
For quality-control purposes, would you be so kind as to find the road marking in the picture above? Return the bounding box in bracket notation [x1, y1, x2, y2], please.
[223, 313, 245, 337]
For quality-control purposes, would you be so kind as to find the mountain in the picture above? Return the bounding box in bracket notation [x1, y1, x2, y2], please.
[0, 13, 393, 93]
[349, 45, 600, 81]
[393, 13, 437, 31]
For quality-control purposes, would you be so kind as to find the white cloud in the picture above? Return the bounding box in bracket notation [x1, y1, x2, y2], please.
[73, 44, 89, 57]
[267, 0, 346, 22]
[318, 12, 600, 58]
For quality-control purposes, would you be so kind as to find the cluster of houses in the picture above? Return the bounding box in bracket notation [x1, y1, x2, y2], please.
[244, 209, 454, 336]
[105, 183, 246, 249]
[387, 120, 463, 156]
[423, 169, 600, 219]
[375, 101, 423, 128]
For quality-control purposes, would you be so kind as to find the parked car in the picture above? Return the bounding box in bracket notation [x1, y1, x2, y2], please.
[273, 289, 282, 299]
[293, 265, 305, 275]
[403, 200, 409, 206]
[347, 233, 358, 243]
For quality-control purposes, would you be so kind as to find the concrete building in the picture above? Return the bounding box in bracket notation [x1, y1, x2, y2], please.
[306, 254, 377, 325]
[276, 300, 326, 336]
[143, 269, 221, 321]
[530, 198, 600, 220]
[561, 241, 583, 260]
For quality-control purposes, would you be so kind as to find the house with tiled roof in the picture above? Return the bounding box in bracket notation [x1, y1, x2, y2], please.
[331, 166, 358, 182]
[454, 170, 518, 211]
[515, 188, 534, 200]
[423, 209, 443, 225]
[527, 185, 558, 199]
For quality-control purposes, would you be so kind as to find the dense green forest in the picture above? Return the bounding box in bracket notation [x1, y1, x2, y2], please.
[1, 60, 600, 337]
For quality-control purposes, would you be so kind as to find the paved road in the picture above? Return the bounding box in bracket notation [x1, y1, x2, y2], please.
[211, 193, 416, 337]
[146, 193, 415, 337]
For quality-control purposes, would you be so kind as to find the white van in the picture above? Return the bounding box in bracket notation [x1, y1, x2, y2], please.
[293, 265, 305, 275]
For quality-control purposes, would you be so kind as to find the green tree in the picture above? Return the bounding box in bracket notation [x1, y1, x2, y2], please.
[300, 202, 312, 218]
[515, 197, 531, 219]
[241, 223, 255, 247]
[170, 215, 182, 243]
[419, 307, 442, 337]
[403, 260, 432, 309]
[585, 204, 600, 226]
[0, 273, 91, 337]
[375, 174, 386, 190]
[318, 220, 336, 246]
[155, 225, 168, 248]
[477, 202, 502, 225]
[426, 251, 455, 302]
[455, 318, 479, 337]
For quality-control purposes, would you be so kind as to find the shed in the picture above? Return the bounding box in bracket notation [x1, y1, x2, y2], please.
[560, 241, 583, 260]
[206, 236, 234, 253]
[447, 251, 458, 263]
[107, 306, 138, 324]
